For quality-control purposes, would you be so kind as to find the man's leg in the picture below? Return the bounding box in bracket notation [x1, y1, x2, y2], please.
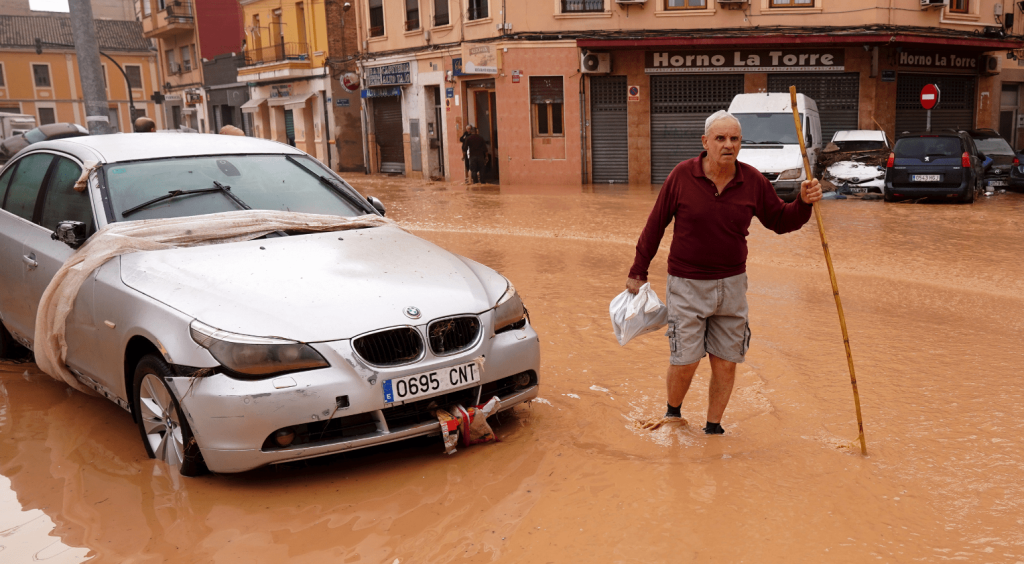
[667, 361, 700, 413]
[706, 354, 737, 426]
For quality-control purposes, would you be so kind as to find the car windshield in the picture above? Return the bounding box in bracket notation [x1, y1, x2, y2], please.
[23, 129, 47, 143]
[104, 154, 367, 222]
[893, 137, 962, 159]
[973, 137, 1014, 156]
[834, 140, 886, 151]
[734, 113, 801, 145]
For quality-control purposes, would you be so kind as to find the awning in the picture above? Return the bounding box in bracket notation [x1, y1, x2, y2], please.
[240, 97, 267, 114]
[268, 92, 316, 110]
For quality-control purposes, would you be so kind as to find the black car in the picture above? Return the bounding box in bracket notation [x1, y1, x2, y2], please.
[963, 129, 1017, 190]
[884, 131, 984, 203]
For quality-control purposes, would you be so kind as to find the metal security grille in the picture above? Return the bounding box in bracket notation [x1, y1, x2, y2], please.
[895, 73, 976, 134]
[428, 316, 481, 355]
[651, 75, 744, 184]
[590, 75, 629, 184]
[768, 73, 860, 144]
[353, 327, 423, 366]
[284, 109, 295, 145]
[372, 96, 405, 173]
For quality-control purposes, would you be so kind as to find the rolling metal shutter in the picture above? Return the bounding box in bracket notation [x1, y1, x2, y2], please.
[373, 96, 405, 173]
[651, 75, 743, 185]
[895, 74, 976, 134]
[284, 109, 295, 146]
[590, 75, 628, 184]
[768, 73, 860, 144]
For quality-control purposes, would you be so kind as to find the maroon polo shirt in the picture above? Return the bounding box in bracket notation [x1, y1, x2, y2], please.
[629, 153, 813, 281]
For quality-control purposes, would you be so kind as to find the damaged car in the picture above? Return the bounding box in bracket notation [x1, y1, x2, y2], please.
[820, 130, 889, 194]
[0, 133, 540, 475]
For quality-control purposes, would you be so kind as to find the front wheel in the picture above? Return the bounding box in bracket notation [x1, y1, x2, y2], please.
[132, 354, 207, 477]
[961, 181, 976, 204]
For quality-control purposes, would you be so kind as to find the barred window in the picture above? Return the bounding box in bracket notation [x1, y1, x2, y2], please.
[530, 77, 564, 138]
[666, 0, 706, 9]
[562, 0, 603, 13]
[433, 0, 449, 26]
[369, 0, 384, 37]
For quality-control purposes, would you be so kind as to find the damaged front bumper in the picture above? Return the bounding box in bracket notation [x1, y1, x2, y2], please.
[168, 320, 540, 473]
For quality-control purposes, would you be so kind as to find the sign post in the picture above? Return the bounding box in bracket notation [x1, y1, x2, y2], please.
[920, 84, 940, 132]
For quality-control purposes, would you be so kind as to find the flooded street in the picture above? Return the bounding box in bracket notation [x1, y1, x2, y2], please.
[2, 179, 1023, 563]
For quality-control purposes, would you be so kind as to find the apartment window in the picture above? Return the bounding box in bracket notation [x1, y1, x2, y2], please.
[666, 0, 705, 9]
[0, 104, 20, 113]
[468, 0, 488, 20]
[769, 0, 813, 6]
[530, 77, 564, 137]
[563, 0, 603, 12]
[141, 0, 150, 16]
[433, 0, 449, 26]
[38, 107, 56, 125]
[405, 0, 419, 30]
[950, 0, 968, 13]
[181, 45, 193, 72]
[125, 65, 142, 89]
[0, 63, 6, 87]
[369, 0, 384, 37]
[32, 64, 51, 87]
[166, 49, 178, 74]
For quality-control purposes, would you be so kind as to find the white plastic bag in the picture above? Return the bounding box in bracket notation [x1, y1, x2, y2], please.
[609, 283, 668, 346]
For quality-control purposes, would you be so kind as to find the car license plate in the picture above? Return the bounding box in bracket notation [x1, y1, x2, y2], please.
[382, 361, 479, 403]
[988, 179, 1007, 187]
[912, 175, 941, 182]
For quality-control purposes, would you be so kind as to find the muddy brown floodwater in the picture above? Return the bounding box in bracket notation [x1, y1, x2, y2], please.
[2, 180, 1023, 563]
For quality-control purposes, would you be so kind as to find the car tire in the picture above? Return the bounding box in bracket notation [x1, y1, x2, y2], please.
[883, 188, 895, 202]
[961, 182, 976, 204]
[0, 321, 29, 361]
[132, 354, 208, 477]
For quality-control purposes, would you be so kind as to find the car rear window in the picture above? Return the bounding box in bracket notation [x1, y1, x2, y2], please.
[972, 137, 1014, 156]
[893, 137, 962, 159]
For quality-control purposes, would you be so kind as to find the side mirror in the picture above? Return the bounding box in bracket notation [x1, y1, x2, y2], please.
[367, 196, 386, 216]
[51, 221, 88, 249]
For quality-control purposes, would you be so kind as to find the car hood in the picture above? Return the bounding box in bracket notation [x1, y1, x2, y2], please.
[737, 145, 805, 174]
[828, 161, 884, 182]
[119, 225, 508, 342]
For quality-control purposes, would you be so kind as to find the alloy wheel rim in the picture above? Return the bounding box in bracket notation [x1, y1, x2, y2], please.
[139, 373, 184, 468]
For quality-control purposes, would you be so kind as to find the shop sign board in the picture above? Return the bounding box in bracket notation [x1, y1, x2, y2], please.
[361, 87, 402, 98]
[452, 58, 465, 76]
[898, 50, 979, 72]
[645, 49, 844, 73]
[335, 98, 351, 107]
[271, 84, 292, 98]
[446, 87, 454, 98]
[461, 43, 499, 74]
[366, 62, 412, 87]
[881, 70, 896, 82]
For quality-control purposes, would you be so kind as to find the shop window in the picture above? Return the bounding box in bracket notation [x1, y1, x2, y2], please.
[468, 0, 488, 20]
[949, 0, 968, 13]
[32, 64, 51, 87]
[405, 0, 419, 30]
[530, 76, 564, 138]
[665, 0, 706, 9]
[181, 45, 193, 72]
[369, 0, 384, 36]
[562, 0, 604, 12]
[125, 65, 143, 89]
[38, 107, 55, 125]
[433, 0, 449, 26]
[769, 0, 813, 6]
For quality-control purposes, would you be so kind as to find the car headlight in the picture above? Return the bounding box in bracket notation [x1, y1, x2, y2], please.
[189, 320, 329, 379]
[778, 168, 804, 181]
[492, 281, 527, 333]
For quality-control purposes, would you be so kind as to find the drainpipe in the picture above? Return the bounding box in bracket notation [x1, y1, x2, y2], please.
[579, 72, 588, 185]
[359, 59, 370, 174]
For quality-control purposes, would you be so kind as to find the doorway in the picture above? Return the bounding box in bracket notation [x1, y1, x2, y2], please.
[1000, 84, 1018, 149]
[468, 80, 498, 182]
[427, 86, 445, 179]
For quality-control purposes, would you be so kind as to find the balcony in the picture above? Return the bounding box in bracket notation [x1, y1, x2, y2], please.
[142, 0, 195, 40]
[243, 43, 310, 67]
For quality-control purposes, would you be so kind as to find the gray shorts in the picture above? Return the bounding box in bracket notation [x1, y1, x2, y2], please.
[665, 273, 751, 365]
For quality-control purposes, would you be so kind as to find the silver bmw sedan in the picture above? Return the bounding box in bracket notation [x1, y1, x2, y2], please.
[0, 133, 540, 475]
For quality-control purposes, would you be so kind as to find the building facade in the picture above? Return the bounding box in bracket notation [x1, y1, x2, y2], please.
[140, 0, 207, 131]
[356, 0, 1024, 185]
[194, 0, 249, 134]
[237, 0, 334, 166]
[0, 14, 158, 132]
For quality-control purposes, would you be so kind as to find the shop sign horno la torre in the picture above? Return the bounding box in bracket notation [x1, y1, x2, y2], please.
[645, 49, 844, 74]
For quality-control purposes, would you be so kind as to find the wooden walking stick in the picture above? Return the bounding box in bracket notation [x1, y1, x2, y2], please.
[789, 86, 868, 455]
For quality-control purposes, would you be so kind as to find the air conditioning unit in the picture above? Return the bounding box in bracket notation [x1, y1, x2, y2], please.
[982, 54, 1002, 75]
[718, 0, 749, 8]
[920, 0, 948, 8]
[581, 52, 611, 74]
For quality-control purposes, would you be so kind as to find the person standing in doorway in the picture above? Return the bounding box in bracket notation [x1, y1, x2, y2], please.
[465, 126, 488, 184]
[459, 125, 474, 183]
[626, 110, 822, 434]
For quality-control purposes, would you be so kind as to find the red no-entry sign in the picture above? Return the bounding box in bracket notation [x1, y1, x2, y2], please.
[920, 84, 940, 110]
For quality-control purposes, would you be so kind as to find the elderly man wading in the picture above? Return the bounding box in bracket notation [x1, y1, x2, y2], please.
[627, 110, 822, 435]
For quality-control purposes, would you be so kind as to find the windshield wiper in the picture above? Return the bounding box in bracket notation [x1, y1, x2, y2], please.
[284, 155, 370, 212]
[122, 181, 250, 218]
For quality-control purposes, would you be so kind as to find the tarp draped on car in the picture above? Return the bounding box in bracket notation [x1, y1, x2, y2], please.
[34, 209, 392, 394]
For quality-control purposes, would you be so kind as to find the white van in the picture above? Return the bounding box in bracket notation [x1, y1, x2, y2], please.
[0, 113, 37, 140]
[726, 93, 821, 201]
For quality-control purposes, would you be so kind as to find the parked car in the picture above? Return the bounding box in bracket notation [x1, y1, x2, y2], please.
[0, 133, 540, 475]
[883, 131, 984, 203]
[1009, 151, 1024, 189]
[0, 123, 88, 165]
[829, 130, 889, 152]
[961, 129, 1017, 191]
[728, 93, 822, 202]
[823, 130, 890, 193]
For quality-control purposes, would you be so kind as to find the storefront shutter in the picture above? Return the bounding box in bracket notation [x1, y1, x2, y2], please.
[768, 73, 859, 144]
[650, 75, 744, 185]
[373, 95, 406, 173]
[590, 76, 629, 184]
[895, 73, 976, 135]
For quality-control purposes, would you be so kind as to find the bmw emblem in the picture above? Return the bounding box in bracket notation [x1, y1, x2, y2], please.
[404, 306, 421, 319]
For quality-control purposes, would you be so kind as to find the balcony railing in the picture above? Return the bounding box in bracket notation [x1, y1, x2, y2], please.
[562, 0, 604, 12]
[164, 0, 193, 20]
[244, 42, 310, 66]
